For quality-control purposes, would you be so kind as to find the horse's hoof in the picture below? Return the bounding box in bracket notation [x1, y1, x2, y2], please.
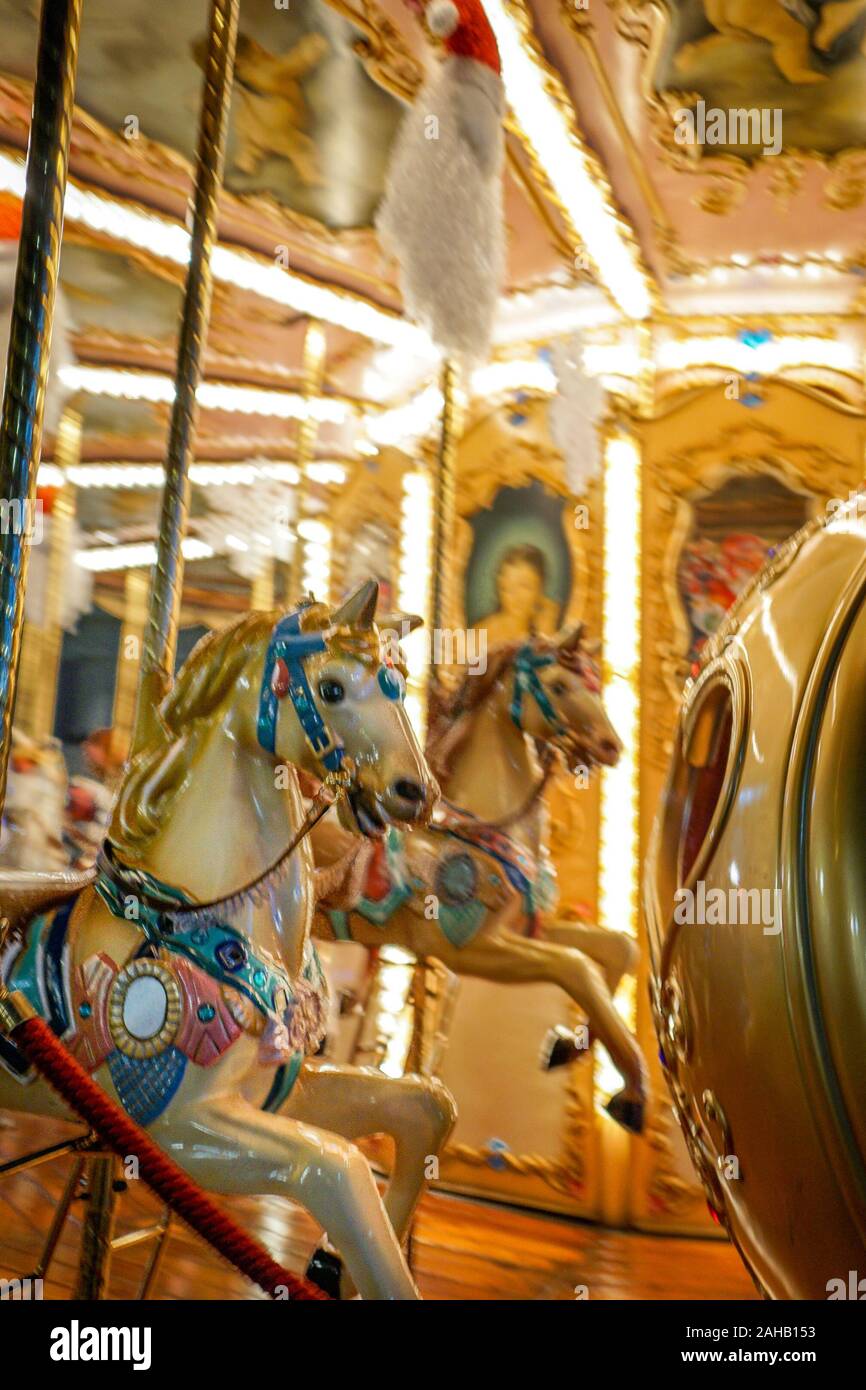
[305, 1246, 344, 1299]
[605, 1092, 645, 1135]
[541, 1024, 591, 1070]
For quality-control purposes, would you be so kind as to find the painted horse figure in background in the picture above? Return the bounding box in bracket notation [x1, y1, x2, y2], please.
[0, 581, 452, 1300]
[312, 626, 648, 1135]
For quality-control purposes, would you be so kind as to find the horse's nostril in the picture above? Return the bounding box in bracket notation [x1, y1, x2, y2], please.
[393, 778, 424, 804]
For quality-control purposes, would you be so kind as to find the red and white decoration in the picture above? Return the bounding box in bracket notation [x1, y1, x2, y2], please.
[377, 0, 506, 361]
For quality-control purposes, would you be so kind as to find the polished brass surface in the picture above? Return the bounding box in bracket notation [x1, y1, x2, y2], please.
[133, 0, 240, 752]
[75, 1155, 118, 1301]
[0, 0, 81, 813]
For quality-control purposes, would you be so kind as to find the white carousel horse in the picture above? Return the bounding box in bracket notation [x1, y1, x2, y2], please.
[311, 627, 648, 1135]
[0, 581, 452, 1300]
[0, 729, 68, 871]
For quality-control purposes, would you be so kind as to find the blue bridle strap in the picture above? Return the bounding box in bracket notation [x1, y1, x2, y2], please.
[510, 644, 565, 736]
[257, 609, 345, 773]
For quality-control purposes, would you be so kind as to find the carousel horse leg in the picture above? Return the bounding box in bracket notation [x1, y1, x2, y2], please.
[540, 922, 638, 995]
[280, 1061, 457, 1298]
[432, 932, 648, 1134]
[156, 1097, 420, 1300]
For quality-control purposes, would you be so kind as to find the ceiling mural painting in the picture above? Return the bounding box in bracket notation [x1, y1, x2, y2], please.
[0, 0, 407, 230]
[614, 0, 866, 214]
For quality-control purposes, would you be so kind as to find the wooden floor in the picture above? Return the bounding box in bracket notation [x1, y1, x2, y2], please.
[0, 1112, 756, 1301]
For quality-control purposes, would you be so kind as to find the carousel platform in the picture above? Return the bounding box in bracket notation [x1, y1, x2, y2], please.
[0, 1113, 755, 1302]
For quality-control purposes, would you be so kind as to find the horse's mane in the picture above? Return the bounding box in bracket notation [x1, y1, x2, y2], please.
[425, 644, 519, 781]
[110, 609, 279, 862]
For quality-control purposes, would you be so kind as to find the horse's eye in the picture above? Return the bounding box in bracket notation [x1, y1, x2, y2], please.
[551, 681, 567, 697]
[318, 678, 345, 705]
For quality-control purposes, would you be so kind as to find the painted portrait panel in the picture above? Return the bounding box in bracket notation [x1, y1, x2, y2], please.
[676, 472, 811, 664]
[464, 482, 572, 648]
[654, 0, 866, 158]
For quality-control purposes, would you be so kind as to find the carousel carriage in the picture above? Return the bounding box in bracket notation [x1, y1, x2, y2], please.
[645, 505, 866, 1299]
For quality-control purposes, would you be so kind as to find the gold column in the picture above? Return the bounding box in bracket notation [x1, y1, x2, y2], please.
[0, 0, 82, 812]
[111, 568, 149, 763]
[132, 0, 239, 753]
[288, 320, 327, 601]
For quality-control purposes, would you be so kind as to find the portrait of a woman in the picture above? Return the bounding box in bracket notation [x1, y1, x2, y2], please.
[473, 544, 560, 646]
[463, 482, 573, 649]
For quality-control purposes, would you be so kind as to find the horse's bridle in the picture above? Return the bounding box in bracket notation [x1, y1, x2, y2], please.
[257, 607, 347, 772]
[509, 644, 567, 737]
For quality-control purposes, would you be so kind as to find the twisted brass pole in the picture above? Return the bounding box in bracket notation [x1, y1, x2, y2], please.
[132, 0, 239, 752]
[429, 360, 460, 673]
[0, 0, 81, 814]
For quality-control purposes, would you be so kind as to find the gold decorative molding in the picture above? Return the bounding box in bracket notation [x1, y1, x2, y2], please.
[502, 0, 659, 315]
[321, 0, 422, 103]
[642, 411, 860, 770]
[558, 0, 699, 276]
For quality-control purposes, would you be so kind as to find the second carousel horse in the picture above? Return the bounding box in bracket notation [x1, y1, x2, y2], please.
[0, 581, 451, 1300]
[312, 627, 648, 1135]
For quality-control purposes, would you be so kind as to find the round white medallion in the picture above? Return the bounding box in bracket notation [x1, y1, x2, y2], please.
[122, 974, 168, 1040]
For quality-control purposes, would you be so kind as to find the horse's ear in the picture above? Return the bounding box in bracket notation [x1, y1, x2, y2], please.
[379, 611, 423, 634]
[332, 579, 379, 630]
[582, 637, 601, 656]
[556, 623, 584, 657]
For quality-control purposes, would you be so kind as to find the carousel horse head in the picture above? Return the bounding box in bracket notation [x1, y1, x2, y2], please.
[427, 625, 621, 785]
[264, 578, 439, 836]
[110, 579, 437, 864]
[508, 626, 622, 771]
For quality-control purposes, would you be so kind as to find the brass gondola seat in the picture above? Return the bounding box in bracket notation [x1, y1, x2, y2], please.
[645, 501, 866, 1298]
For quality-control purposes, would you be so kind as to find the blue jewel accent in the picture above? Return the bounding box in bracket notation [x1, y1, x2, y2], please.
[79, 1002, 92, 1019]
[252, 968, 266, 988]
[215, 937, 247, 973]
[487, 1137, 510, 1171]
[377, 664, 404, 702]
[197, 1003, 216, 1023]
[738, 329, 772, 349]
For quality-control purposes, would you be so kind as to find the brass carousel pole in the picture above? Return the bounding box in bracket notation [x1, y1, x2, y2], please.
[429, 360, 461, 650]
[0, 0, 82, 814]
[79, 0, 239, 1298]
[405, 360, 462, 1078]
[131, 0, 240, 753]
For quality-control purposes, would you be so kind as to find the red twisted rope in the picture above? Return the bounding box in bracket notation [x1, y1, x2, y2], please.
[12, 1014, 329, 1300]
